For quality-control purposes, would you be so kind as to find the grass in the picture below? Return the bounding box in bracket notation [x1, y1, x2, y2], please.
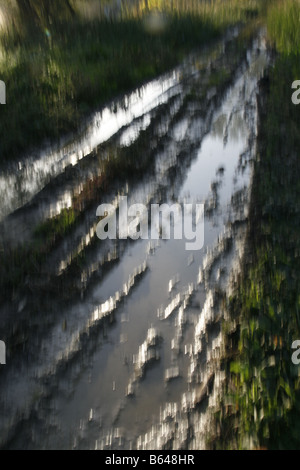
[0, 0, 263, 162]
[267, 0, 300, 55]
[215, 0, 300, 450]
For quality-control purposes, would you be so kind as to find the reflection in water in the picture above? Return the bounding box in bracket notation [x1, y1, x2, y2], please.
[0, 31, 269, 449]
[0, 70, 182, 222]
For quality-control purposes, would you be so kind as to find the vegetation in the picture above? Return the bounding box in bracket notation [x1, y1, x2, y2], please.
[216, 0, 300, 450]
[0, 0, 262, 161]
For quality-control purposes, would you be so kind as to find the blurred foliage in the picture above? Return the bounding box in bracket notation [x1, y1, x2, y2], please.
[216, 0, 300, 450]
[267, 0, 300, 55]
[0, 0, 262, 162]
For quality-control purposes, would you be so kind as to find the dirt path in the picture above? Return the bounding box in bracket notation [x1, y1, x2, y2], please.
[0, 28, 270, 450]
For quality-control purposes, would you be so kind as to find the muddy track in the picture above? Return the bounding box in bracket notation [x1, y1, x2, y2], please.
[0, 28, 270, 450]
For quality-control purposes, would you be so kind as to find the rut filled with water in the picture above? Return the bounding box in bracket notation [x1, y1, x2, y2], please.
[0, 29, 270, 450]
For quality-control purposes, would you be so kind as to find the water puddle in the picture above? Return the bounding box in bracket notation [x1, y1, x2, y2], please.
[0, 31, 269, 449]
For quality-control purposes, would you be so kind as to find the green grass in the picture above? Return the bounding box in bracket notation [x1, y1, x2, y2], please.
[267, 0, 300, 55]
[0, 0, 263, 162]
[216, 0, 300, 450]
